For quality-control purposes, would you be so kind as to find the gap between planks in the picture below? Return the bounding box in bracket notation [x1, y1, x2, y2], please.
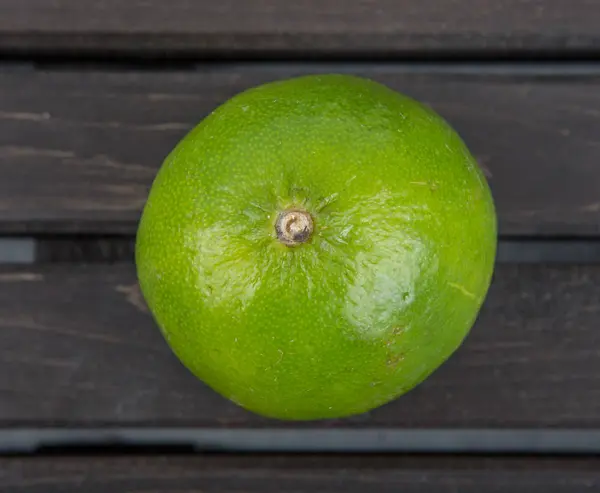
[3, 428, 600, 455]
[0, 237, 597, 264]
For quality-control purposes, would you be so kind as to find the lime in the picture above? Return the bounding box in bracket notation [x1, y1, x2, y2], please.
[136, 74, 497, 420]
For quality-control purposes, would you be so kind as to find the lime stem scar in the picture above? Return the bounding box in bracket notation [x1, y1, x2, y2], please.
[275, 209, 314, 246]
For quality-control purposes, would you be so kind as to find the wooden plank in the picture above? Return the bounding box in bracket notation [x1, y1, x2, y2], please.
[0, 1, 599, 56]
[0, 263, 599, 427]
[1, 455, 599, 492]
[0, 66, 599, 236]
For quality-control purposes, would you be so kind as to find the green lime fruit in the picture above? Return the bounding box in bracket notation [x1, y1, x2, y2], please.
[136, 74, 497, 420]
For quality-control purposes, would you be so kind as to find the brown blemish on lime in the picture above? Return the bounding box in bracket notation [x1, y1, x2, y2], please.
[392, 326, 404, 336]
[385, 327, 405, 347]
[386, 352, 405, 369]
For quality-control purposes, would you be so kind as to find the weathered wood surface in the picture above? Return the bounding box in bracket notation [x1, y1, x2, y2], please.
[1, 67, 599, 235]
[0, 263, 598, 427]
[1, 455, 599, 492]
[0, 0, 599, 56]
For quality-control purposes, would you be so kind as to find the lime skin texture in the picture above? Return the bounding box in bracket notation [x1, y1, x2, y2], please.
[136, 74, 497, 421]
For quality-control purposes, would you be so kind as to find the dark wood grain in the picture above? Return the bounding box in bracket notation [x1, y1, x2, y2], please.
[0, 262, 599, 427]
[1, 66, 599, 236]
[1, 455, 599, 492]
[0, 0, 599, 56]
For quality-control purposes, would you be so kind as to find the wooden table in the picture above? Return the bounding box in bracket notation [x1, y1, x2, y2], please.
[1, 1, 600, 491]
